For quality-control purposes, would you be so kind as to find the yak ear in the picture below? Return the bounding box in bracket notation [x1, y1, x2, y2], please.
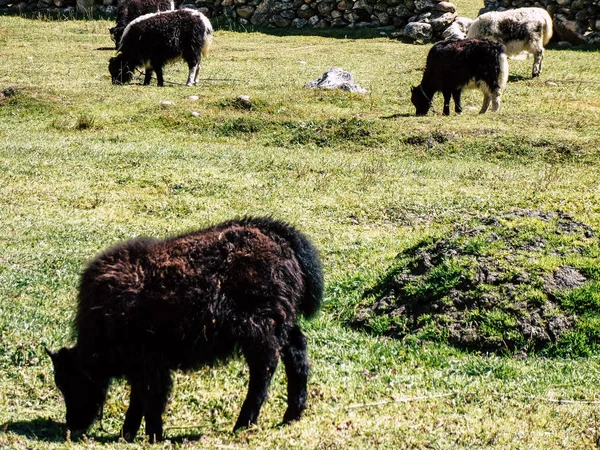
[45, 347, 57, 360]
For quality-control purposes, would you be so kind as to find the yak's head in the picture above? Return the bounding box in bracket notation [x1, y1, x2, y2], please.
[410, 85, 430, 116]
[108, 26, 123, 46]
[109, 55, 133, 85]
[46, 347, 108, 432]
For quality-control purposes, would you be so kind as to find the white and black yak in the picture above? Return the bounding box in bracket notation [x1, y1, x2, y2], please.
[411, 38, 508, 116]
[467, 7, 553, 78]
[108, 9, 212, 87]
[109, 0, 174, 48]
[46, 217, 323, 442]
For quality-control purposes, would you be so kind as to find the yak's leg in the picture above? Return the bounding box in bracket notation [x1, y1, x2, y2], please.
[143, 68, 153, 86]
[155, 65, 165, 87]
[185, 54, 201, 86]
[452, 89, 463, 114]
[187, 63, 200, 86]
[479, 93, 491, 114]
[143, 367, 172, 443]
[186, 65, 196, 86]
[532, 48, 544, 78]
[281, 325, 309, 423]
[194, 59, 201, 85]
[442, 90, 452, 116]
[121, 381, 144, 442]
[234, 340, 280, 431]
[491, 91, 502, 112]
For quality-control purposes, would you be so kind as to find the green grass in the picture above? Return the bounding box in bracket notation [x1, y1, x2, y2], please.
[2, 9, 600, 449]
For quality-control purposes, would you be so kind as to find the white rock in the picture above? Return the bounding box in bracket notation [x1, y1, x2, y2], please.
[404, 22, 433, 41]
[305, 67, 367, 94]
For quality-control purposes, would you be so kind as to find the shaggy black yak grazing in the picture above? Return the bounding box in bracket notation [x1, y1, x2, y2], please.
[109, 0, 174, 48]
[411, 38, 508, 116]
[109, 9, 212, 87]
[47, 217, 323, 442]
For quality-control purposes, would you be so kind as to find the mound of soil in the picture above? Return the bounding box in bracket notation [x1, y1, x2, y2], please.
[352, 210, 600, 355]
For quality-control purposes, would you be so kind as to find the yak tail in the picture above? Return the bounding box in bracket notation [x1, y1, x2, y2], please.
[542, 10, 553, 46]
[232, 217, 324, 319]
[199, 13, 213, 57]
[282, 222, 324, 319]
[498, 52, 509, 90]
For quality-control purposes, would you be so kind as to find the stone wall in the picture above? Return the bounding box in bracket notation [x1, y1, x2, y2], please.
[482, 0, 600, 44]
[1, 0, 598, 45]
[0, 0, 465, 41]
[0, 0, 446, 31]
[212, 0, 415, 29]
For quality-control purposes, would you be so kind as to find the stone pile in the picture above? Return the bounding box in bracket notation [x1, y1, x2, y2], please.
[395, 0, 458, 41]
[482, 0, 600, 45]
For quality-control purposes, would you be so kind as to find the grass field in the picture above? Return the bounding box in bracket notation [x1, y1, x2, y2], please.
[1, 7, 600, 449]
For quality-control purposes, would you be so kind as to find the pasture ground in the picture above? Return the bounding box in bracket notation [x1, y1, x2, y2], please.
[1, 6, 600, 449]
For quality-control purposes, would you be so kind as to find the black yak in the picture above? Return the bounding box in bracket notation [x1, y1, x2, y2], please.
[109, 0, 174, 48]
[108, 9, 212, 87]
[411, 38, 508, 116]
[47, 217, 323, 442]
[467, 7, 553, 78]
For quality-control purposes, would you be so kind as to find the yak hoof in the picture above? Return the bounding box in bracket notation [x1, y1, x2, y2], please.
[282, 407, 303, 424]
[120, 430, 137, 442]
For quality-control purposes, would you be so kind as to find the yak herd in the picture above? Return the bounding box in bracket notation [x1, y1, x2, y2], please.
[43, 0, 557, 443]
[109, 0, 552, 115]
[413, 7, 552, 115]
[106, 0, 553, 115]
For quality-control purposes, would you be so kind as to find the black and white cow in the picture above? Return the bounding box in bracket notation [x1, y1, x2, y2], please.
[467, 7, 553, 78]
[411, 38, 509, 116]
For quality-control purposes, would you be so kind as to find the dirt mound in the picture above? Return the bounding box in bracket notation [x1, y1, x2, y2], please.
[352, 210, 600, 355]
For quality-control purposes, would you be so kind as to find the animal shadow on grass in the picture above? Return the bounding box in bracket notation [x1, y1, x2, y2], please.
[509, 74, 529, 82]
[2, 418, 208, 444]
[382, 112, 413, 119]
[547, 44, 599, 53]
[2, 418, 66, 443]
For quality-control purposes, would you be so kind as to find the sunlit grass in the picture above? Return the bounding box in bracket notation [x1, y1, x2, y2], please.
[1, 7, 600, 448]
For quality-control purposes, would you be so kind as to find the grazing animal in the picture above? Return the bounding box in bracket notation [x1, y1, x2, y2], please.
[109, 0, 174, 48]
[467, 7, 553, 78]
[411, 38, 508, 116]
[47, 217, 324, 442]
[108, 9, 213, 87]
